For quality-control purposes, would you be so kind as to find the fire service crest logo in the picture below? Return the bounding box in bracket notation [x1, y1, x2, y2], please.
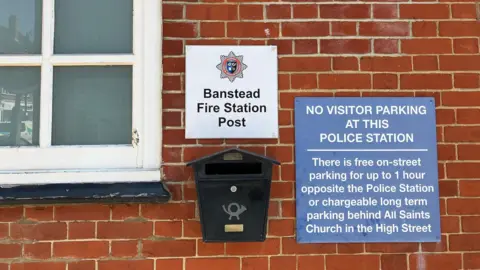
[216, 51, 248, 82]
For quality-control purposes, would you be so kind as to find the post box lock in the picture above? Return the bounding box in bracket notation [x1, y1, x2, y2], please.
[186, 148, 280, 242]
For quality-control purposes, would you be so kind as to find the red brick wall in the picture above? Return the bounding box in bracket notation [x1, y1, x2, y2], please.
[1, 1, 479, 270]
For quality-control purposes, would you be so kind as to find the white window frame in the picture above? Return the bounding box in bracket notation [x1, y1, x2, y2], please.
[0, 0, 162, 184]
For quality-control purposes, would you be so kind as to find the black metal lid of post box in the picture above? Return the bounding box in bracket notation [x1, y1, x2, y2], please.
[186, 148, 280, 167]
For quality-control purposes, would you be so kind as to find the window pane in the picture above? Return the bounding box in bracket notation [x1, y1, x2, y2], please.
[0, 67, 40, 146]
[54, 0, 133, 54]
[0, 0, 42, 54]
[52, 66, 132, 146]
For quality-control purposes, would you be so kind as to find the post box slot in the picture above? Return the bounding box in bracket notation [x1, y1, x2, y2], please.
[204, 162, 262, 175]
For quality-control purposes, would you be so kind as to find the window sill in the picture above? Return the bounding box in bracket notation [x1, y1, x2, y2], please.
[0, 170, 171, 205]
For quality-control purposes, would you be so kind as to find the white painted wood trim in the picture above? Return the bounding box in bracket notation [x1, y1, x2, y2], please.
[0, 170, 161, 185]
[0, 146, 139, 171]
[142, 0, 162, 169]
[50, 55, 135, 66]
[0, 56, 42, 66]
[39, 0, 55, 147]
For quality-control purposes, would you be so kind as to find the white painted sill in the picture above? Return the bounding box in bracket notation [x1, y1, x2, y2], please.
[0, 169, 162, 185]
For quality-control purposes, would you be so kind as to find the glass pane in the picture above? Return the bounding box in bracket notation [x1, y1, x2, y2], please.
[0, 0, 42, 54]
[52, 66, 132, 146]
[54, 0, 133, 54]
[0, 67, 40, 146]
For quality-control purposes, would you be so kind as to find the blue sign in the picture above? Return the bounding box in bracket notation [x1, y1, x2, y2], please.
[295, 97, 441, 243]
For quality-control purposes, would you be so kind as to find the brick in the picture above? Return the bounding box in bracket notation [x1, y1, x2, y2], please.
[455, 73, 480, 89]
[243, 257, 268, 270]
[267, 39, 293, 55]
[266, 5, 291, 19]
[226, 238, 280, 255]
[321, 39, 370, 54]
[447, 163, 480, 178]
[279, 57, 330, 72]
[68, 261, 96, 270]
[443, 91, 480, 106]
[98, 260, 154, 270]
[164, 57, 185, 74]
[293, 5, 318, 18]
[200, 22, 225, 37]
[445, 126, 480, 142]
[440, 21, 480, 37]
[143, 240, 196, 257]
[24, 243, 51, 259]
[97, 222, 152, 239]
[410, 254, 461, 270]
[326, 255, 380, 270]
[11, 262, 66, 270]
[412, 21, 437, 37]
[373, 4, 398, 19]
[186, 4, 237, 20]
[283, 237, 336, 254]
[282, 22, 329, 37]
[270, 256, 296, 270]
[142, 203, 195, 219]
[69, 222, 95, 239]
[440, 55, 480, 71]
[374, 39, 398, 54]
[460, 180, 480, 196]
[452, 4, 476, 18]
[197, 240, 224, 256]
[381, 254, 407, 270]
[402, 39, 452, 54]
[269, 219, 294, 236]
[400, 4, 450, 19]
[295, 40, 318, 54]
[454, 38, 479, 54]
[366, 243, 418, 253]
[373, 74, 398, 89]
[333, 57, 358, 71]
[465, 253, 480, 269]
[54, 241, 109, 258]
[10, 222, 67, 241]
[413, 56, 438, 71]
[163, 75, 181, 91]
[111, 204, 140, 220]
[55, 205, 110, 221]
[282, 201, 295, 217]
[450, 234, 480, 251]
[227, 22, 279, 38]
[0, 207, 23, 221]
[359, 22, 409, 36]
[25, 206, 53, 221]
[462, 216, 480, 232]
[400, 74, 452, 90]
[154, 221, 182, 237]
[457, 109, 480, 124]
[361, 56, 411, 72]
[164, 22, 197, 38]
[111, 241, 138, 257]
[163, 4, 183, 19]
[448, 198, 480, 215]
[0, 244, 21, 258]
[240, 5, 263, 20]
[186, 258, 240, 270]
[320, 4, 370, 19]
[0, 224, 7, 239]
[318, 74, 371, 89]
[441, 215, 460, 233]
[163, 93, 185, 108]
[183, 220, 202, 238]
[291, 74, 317, 89]
[157, 259, 183, 270]
[331, 22, 357, 36]
[298, 256, 325, 270]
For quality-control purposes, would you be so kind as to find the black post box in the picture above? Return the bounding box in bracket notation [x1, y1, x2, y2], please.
[186, 148, 280, 242]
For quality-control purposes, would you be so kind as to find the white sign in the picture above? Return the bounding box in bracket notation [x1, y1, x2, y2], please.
[185, 45, 278, 139]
